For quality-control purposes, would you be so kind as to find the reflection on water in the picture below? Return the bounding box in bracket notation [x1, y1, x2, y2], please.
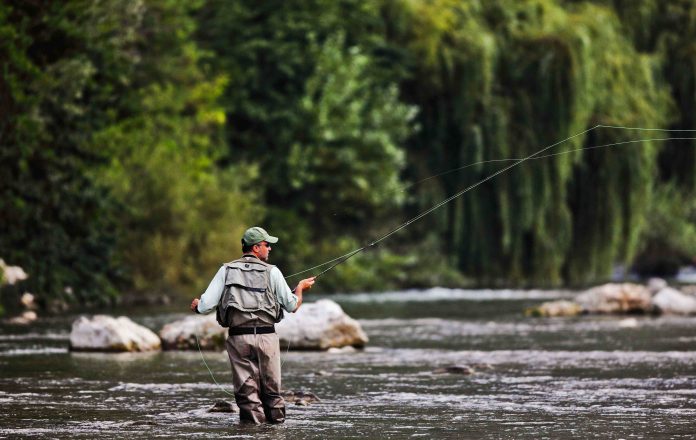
[1, 289, 695, 439]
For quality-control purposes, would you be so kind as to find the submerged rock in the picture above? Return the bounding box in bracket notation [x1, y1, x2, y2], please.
[618, 317, 639, 328]
[576, 283, 652, 314]
[70, 315, 161, 352]
[7, 310, 38, 325]
[327, 346, 357, 354]
[208, 400, 238, 413]
[652, 287, 696, 315]
[526, 300, 583, 317]
[434, 365, 475, 375]
[276, 299, 368, 350]
[282, 390, 320, 405]
[159, 314, 226, 351]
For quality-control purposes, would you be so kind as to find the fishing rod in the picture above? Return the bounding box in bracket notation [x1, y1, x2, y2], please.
[285, 125, 696, 280]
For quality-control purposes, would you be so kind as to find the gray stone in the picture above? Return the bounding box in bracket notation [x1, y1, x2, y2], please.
[159, 299, 367, 351]
[7, 310, 37, 325]
[276, 299, 368, 350]
[159, 314, 226, 351]
[526, 300, 582, 317]
[652, 287, 696, 315]
[282, 390, 320, 405]
[208, 400, 238, 413]
[576, 283, 652, 314]
[69, 315, 161, 352]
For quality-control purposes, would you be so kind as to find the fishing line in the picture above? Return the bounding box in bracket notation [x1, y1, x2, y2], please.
[284, 126, 696, 280]
[195, 332, 236, 397]
[398, 137, 696, 193]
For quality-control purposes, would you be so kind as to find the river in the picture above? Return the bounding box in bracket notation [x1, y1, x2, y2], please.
[1, 288, 695, 439]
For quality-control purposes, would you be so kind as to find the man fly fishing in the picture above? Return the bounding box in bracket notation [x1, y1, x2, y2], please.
[190, 226, 316, 424]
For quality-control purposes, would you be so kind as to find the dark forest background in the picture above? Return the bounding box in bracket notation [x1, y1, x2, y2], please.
[1, 0, 695, 311]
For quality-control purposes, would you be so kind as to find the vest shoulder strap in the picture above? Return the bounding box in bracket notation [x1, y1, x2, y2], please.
[224, 256, 275, 271]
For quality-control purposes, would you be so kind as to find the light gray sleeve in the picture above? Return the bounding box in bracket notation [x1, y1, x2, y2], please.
[270, 266, 298, 312]
[196, 266, 226, 314]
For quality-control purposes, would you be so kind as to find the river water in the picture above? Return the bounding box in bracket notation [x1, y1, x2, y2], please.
[1, 288, 695, 439]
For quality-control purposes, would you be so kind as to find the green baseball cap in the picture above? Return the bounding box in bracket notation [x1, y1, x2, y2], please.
[241, 226, 279, 246]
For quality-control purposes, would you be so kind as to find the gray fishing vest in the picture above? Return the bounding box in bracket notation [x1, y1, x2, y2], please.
[216, 256, 282, 327]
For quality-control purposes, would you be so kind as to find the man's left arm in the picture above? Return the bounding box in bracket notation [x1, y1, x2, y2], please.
[190, 266, 225, 314]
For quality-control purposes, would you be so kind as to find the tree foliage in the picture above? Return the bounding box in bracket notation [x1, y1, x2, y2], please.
[0, 0, 124, 303]
[384, 0, 677, 286]
[1, 0, 694, 307]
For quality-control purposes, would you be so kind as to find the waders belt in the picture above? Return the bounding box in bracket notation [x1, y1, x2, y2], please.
[228, 326, 275, 336]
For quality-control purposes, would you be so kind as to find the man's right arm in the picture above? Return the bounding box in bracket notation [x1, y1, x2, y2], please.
[191, 266, 226, 314]
[292, 277, 316, 311]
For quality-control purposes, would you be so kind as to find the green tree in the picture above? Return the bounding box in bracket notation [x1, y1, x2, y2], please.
[90, 1, 262, 293]
[196, 1, 416, 280]
[385, 0, 674, 286]
[0, 0, 129, 304]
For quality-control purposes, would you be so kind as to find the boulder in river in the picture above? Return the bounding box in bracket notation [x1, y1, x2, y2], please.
[282, 390, 321, 406]
[159, 313, 226, 351]
[525, 300, 583, 317]
[208, 400, 238, 413]
[276, 299, 368, 350]
[69, 315, 161, 352]
[7, 310, 38, 325]
[652, 287, 696, 315]
[159, 299, 366, 351]
[576, 283, 652, 314]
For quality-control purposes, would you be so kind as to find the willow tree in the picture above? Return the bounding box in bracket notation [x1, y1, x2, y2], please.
[386, 0, 673, 286]
[578, 0, 696, 192]
[594, 0, 696, 274]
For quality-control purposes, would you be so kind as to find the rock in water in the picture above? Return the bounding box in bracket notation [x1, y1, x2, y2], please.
[282, 390, 321, 405]
[208, 400, 237, 413]
[7, 310, 38, 325]
[652, 287, 696, 315]
[526, 300, 583, 317]
[576, 283, 652, 314]
[159, 314, 226, 350]
[69, 315, 161, 352]
[433, 365, 475, 375]
[618, 317, 638, 328]
[276, 299, 368, 350]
